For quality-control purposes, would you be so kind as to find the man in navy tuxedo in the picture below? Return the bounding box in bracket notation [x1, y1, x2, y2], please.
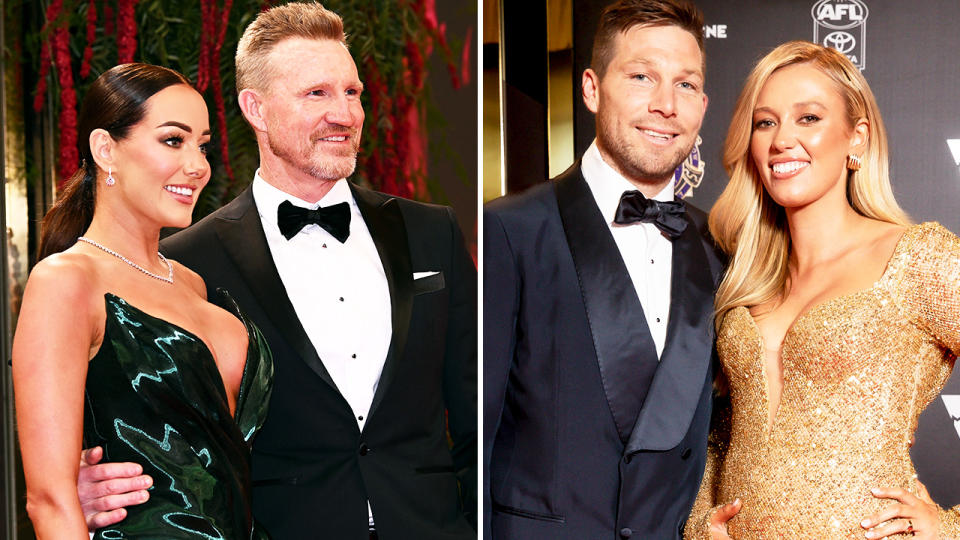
[77, 4, 476, 539]
[484, 1, 723, 538]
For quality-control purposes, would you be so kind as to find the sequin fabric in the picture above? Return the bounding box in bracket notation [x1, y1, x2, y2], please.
[685, 223, 960, 539]
[84, 292, 273, 539]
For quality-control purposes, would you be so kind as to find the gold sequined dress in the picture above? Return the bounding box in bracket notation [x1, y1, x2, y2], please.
[685, 223, 960, 539]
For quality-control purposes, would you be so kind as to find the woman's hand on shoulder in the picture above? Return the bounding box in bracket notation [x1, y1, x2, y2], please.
[862, 481, 938, 539]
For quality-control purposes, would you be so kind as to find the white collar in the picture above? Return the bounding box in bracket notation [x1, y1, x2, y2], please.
[580, 140, 676, 223]
[252, 170, 356, 229]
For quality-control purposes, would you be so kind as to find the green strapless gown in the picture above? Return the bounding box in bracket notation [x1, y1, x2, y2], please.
[84, 292, 273, 539]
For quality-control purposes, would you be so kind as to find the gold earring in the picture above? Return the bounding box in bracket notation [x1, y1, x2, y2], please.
[846, 154, 862, 171]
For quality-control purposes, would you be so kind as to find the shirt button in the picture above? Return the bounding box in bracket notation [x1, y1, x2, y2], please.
[359, 443, 369, 456]
[322, 243, 327, 248]
[352, 353, 357, 358]
[656, 317, 661, 323]
[619, 527, 633, 538]
[339, 297, 344, 302]
[357, 416, 364, 421]
[650, 259, 654, 264]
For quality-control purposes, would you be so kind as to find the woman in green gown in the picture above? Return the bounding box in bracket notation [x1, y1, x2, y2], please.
[12, 63, 272, 539]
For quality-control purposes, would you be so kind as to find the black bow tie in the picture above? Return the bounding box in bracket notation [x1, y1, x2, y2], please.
[613, 190, 687, 240]
[277, 200, 351, 242]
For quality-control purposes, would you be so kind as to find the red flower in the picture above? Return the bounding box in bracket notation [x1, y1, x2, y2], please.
[80, 0, 97, 79]
[212, 0, 236, 188]
[33, 39, 50, 112]
[197, 0, 215, 92]
[32, 0, 63, 113]
[460, 26, 473, 87]
[104, 3, 114, 35]
[53, 25, 78, 185]
[423, 0, 438, 31]
[117, 0, 139, 64]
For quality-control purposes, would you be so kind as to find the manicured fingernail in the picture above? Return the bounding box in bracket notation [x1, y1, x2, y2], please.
[861, 519, 870, 527]
[870, 487, 879, 495]
[140, 491, 149, 502]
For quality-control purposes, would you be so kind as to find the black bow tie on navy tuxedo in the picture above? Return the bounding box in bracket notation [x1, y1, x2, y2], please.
[277, 200, 351, 242]
[613, 190, 687, 240]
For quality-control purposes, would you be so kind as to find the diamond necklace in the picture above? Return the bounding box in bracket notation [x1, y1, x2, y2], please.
[77, 236, 174, 284]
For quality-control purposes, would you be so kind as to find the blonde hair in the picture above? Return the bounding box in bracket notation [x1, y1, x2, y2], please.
[235, 2, 346, 93]
[710, 41, 909, 325]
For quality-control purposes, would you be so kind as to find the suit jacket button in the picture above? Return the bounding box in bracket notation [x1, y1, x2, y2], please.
[623, 454, 632, 464]
[359, 443, 369, 456]
[619, 527, 633, 538]
[681, 447, 692, 459]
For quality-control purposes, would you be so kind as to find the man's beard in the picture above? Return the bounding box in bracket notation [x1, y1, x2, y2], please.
[596, 113, 693, 185]
[267, 127, 360, 182]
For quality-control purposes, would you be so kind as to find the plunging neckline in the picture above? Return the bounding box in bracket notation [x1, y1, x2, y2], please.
[102, 292, 252, 419]
[737, 224, 914, 434]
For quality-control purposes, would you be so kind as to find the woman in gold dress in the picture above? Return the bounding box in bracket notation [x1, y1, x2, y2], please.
[684, 41, 960, 539]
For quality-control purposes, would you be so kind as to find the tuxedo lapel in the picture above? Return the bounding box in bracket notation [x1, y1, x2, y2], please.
[554, 163, 659, 443]
[625, 208, 715, 453]
[350, 185, 414, 421]
[212, 188, 339, 391]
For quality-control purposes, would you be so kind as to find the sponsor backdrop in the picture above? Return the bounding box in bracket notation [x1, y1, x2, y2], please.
[569, 0, 960, 507]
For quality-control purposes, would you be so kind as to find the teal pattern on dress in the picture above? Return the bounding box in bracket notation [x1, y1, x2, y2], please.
[84, 291, 272, 539]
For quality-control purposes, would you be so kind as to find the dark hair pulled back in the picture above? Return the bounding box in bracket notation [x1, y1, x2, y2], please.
[37, 63, 191, 260]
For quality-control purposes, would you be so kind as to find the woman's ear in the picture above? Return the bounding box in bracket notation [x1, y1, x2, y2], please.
[89, 129, 116, 174]
[850, 117, 869, 155]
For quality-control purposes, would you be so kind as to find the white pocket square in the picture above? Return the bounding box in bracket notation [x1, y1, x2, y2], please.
[413, 271, 440, 280]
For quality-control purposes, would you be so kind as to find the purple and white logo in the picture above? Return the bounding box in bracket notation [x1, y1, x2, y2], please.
[674, 136, 704, 200]
[812, 0, 869, 70]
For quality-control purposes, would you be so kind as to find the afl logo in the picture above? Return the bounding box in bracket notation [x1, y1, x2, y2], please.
[674, 136, 704, 200]
[812, 0, 869, 70]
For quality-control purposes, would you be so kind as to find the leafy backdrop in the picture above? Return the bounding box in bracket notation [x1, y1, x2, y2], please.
[26, 0, 471, 219]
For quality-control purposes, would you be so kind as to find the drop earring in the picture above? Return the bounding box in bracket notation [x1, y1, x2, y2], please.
[106, 167, 116, 186]
[846, 154, 862, 172]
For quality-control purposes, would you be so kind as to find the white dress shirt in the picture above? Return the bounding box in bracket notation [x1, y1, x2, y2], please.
[253, 173, 391, 526]
[581, 141, 674, 358]
[252, 172, 392, 429]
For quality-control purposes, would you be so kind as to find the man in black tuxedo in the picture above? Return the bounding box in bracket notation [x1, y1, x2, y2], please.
[78, 3, 476, 539]
[484, 1, 722, 539]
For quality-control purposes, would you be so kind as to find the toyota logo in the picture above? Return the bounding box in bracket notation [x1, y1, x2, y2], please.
[823, 31, 856, 53]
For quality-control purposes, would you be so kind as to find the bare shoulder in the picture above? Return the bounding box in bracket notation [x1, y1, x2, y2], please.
[24, 250, 101, 306]
[169, 259, 207, 300]
[860, 220, 907, 261]
[16, 250, 105, 350]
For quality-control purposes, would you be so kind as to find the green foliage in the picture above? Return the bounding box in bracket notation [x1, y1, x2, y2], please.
[24, 0, 462, 219]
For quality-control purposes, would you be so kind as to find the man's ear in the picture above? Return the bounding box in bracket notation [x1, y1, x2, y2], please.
[582, 68, 601, 114]
[89, 129, 115, 173]
[237, 88, 268, 133]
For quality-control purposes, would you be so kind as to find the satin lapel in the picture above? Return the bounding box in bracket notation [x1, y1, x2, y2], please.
[555, 164, 659, 443]
[212, 188, 339, 391]
[350, 185, 414, 421]
[625, 208, 715, 453]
